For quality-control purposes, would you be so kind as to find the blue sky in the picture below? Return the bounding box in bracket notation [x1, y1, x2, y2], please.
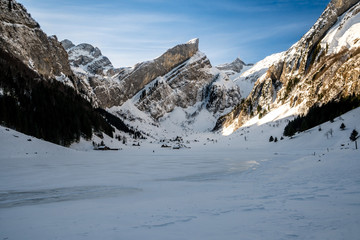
[19, 0, 329, 67]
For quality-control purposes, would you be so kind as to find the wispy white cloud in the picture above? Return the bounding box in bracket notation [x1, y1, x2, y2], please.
[20, 0, 329, 67]
[26, 6, 192, 67]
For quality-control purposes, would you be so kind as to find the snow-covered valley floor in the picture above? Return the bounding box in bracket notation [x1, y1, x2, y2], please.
[1, 108, 360, 240]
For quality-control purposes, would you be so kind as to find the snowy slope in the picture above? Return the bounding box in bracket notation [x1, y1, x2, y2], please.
[1, 108, 360, 240]
[233, 52, 285, 98]
[321, 3, 360, 54]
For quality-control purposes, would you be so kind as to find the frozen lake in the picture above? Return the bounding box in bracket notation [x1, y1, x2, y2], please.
[1, 108, 360, 240]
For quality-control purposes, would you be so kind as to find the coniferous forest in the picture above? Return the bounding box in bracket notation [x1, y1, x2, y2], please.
[283, 94, 360, 137]
[0, 49, 114, 146]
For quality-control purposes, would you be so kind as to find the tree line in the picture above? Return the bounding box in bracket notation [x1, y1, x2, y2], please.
[283, 94, 360, 137]
[0, 49, 113, 146]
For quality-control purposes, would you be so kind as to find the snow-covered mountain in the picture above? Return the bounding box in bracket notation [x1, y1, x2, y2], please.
[2, 0, 359, 144]
[0, 0, 247, 142]
[215, 0, 360, 135]
[63, 38, 245, 135]
[62, 39, 201, 108]
[216, 57, 252, 75]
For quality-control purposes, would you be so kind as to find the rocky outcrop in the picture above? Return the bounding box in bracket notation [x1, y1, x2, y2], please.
[62, 40, 114, 75]
[215, 0, 360, 133]
[206, 72, 242, 114]
[0, 0, 74, 84]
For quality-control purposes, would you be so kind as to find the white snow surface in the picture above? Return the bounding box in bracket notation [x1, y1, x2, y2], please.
[234, 52, 285, 98]
[55, 72, 75, 88]
[187, 38, 199, 44]
[321, 2, 360, 55]
[1, 107, 360, 240]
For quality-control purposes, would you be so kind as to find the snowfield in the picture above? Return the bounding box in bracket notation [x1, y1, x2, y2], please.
[1, 108, 360, 240]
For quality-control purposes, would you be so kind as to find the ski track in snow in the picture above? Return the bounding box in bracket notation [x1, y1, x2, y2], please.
[0, 108, 360, 240]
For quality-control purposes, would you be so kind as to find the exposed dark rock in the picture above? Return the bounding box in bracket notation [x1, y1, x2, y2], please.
[0, 0, 74, 82]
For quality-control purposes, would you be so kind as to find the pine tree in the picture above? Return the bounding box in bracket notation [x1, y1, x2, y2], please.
[340, 123, 346, 130]
[140, 89, 146, 100]
[274, 137, 278, 142]
[350, 129, 358, 141]
[269, 136, 274, 142]
[350, 129, 358, 149]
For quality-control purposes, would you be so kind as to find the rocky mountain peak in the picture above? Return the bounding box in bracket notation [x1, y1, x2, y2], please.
[61, 40, 114, 75]
[216, 57, 250, 73]
[72, 43, 102, 59]
[61, 39, 75, 50]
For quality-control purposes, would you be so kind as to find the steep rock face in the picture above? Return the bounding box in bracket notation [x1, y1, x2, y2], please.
[135, 52, 214, 119]
[0, 0, 74, 84]
[133, 52, 241, 119]
[0, 0, 116, 146]
[215, 0, 360, 133]
[275, 0, 359, 82]
[206, 72, 242, 115]
[117, 38, 200, 106]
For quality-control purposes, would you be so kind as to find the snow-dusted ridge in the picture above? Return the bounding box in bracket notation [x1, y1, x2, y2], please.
[321, 3, 360, 55]
[215, 0, 360, 136]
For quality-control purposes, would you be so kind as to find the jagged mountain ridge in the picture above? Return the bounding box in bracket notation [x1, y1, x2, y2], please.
[62, 38, 204, 108]
[215, 0, 360, 134]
